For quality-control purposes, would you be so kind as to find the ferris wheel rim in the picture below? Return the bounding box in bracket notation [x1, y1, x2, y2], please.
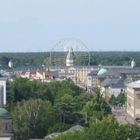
[49, 38, 91, 66]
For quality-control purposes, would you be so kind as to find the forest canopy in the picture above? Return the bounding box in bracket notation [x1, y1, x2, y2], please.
[0, 51, 140, 68]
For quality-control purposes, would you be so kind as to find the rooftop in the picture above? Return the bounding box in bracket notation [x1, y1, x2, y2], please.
[127, 80, 140, 88]
[100, 77, 125, 88]
[0, 108, 11, 118]
[97, 67, 140, 78]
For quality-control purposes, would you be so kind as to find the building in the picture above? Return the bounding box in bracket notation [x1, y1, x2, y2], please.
[85, 70, 98, 91]
[74, 66, 96, 84]
[100, 77, 125, 102]
[16, 70, 58, 82]
[66, 47, 75, 67]
[47, 66, 95, 84]
[126, 80, 140, 123]
[13, 54, 140, 95]
[87, 65, 140, 88]
[0, 108, 13, 140]
[0, 78, 7, 107]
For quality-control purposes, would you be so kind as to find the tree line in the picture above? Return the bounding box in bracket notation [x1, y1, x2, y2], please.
[1, 52, 140, 68]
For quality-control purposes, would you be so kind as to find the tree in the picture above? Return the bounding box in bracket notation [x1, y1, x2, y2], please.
[55, 94, 79, 124]
[117, 90, 126, 106]
[83, 88, 111, 122]
[109, 95, 117, 106]
[9, 79, 87, 139]
[7, 78, 54, 104]
[87, 116, 120, 140]
[109, 90, 126, 107]
[12, 99, 56, 140]
[0, 56, 10, 68]
[118, 124, 140, 140]
[54, 131, 86, 140]
[48, 123, 70, 134]
[54, 116, 140, 140]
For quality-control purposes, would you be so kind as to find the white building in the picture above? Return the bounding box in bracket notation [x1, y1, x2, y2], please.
[0, 79, 7, 106]
[66, 47, 75, 67]
[131, 59, 136, 68]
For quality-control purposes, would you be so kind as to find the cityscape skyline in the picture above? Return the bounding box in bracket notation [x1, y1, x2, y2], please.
[0, 0, 140, 52]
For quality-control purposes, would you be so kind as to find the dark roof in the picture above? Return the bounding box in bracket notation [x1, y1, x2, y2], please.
[100, 77, 125, 88]
[120, 68, 140, 74]
[88, 70, 98, 76]
[98, 70, 120, 78]
[98, 67, 140, 78]
[101, 65, 132, 69]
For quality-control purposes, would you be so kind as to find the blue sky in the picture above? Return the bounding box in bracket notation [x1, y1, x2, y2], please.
[0, 0, 140, 52]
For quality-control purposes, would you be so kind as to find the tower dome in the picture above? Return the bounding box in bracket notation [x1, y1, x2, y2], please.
[131, 59, 136, 68]
[97, 68, 107, 76]
[0, 108, 11, 118]
[8, 60, 13, 68]
[66, 47, 75, 67]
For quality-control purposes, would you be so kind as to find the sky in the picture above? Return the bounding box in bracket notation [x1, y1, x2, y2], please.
[0, 0, 140, 52]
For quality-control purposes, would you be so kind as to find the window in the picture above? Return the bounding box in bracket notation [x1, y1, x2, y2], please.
[136, 93, 140, 99]
[5, 123, 8, 131]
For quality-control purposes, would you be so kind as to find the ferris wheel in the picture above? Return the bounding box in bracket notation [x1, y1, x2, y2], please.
[49, 38, 91, 66]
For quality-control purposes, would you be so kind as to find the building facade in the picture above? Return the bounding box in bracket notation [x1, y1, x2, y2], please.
[0, 108, 13, 140]
[0, 79, 7, 107]
[126, 80, 140, 123]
